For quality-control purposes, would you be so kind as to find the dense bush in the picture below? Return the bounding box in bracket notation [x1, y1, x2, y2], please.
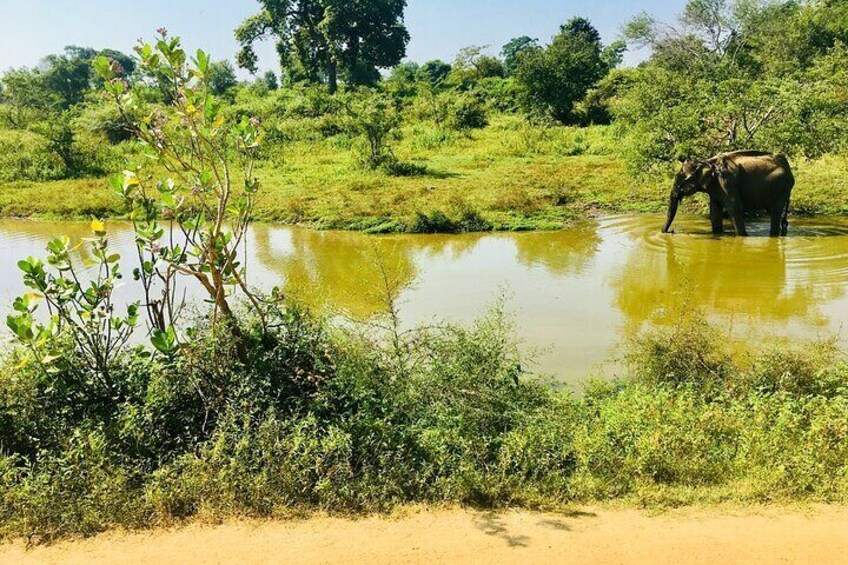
[1, 306, 847, 543]
[0, 129, 66, 182]
[435, 92, 489, 130]
[614, 0, 848, 170]
[72, 98, 134, 144]
[343, 90, 403, 169]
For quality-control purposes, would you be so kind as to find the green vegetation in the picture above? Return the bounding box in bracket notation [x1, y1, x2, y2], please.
[2, 6, 848, 544]
[2, 1, 848, 231]
[235, 0, 410, 93]
[616, 0, 848, 169]
[1, 304, 846, 543]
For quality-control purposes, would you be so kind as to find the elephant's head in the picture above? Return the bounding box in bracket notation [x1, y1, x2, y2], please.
[662, 159, 718, 234]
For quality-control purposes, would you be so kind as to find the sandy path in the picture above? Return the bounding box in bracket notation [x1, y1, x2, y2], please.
[3, 506, 847, 565]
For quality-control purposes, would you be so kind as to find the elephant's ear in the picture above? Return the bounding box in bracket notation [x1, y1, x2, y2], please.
[714, 155, 738, 194]
[715, 155, 735, 179]
[697, 162, 717, 190]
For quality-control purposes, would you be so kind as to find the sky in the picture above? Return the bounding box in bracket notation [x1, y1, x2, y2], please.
[0, 0, 688, 75]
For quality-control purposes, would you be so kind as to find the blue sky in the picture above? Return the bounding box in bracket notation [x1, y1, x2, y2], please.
[0, 0, 687, 74]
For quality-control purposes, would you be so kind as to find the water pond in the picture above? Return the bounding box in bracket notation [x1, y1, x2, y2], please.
[1, 215, 847, 385]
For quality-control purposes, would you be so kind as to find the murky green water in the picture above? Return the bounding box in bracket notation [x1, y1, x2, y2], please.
[1, 215, 847, 384]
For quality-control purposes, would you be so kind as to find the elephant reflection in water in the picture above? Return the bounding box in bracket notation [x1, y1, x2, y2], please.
[613, 232, 843, 336]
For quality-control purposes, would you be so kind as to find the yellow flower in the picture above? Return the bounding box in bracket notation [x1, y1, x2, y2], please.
[90, 218, 106, 233]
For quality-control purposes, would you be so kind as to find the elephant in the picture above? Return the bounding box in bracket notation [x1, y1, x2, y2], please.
[662, 151, 795, 237]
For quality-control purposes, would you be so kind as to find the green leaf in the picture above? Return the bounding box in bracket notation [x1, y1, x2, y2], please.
[195, 49, 210, 75]
[92, 56, 115, 80]
[151, 326, 180, 356]
[17, 260, 32, 274]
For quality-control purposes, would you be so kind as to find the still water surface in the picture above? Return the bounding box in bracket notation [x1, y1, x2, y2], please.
[1, 215, 847, 385]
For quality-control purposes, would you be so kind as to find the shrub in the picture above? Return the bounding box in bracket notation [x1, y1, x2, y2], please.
[413, 91, 488, 131]
[343, 90, 403, 169]
[73, 99, 134, 144]
[0, 129, 65, 181]
[739, 340, 848, 397]
[1, 304, 848, 542]
[438, 92, 488, 130]
[625, 311, 733, 391]
[475, 77, 521, 113]
[407, 204, 492, 234]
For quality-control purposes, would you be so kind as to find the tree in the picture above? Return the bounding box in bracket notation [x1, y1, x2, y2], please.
[261, 70, 279, 90]
[389, 61, 421, 83]
[385, 61, 421, 97]
[235, 0, 410, 94]
[343, 91, 402, 169]
[501, 36, 539, 75]
[614, 0, 848, 170]
[0, 69, 60, 126]
[1, 46, 136, 119]
[450, 46, 505, 89]
[419, 59, 452, 85]
[514, 17, 622, 123]
[95, 32, 268, 358]
[39, 48, 94, 109]
[207, 60, 238, 96]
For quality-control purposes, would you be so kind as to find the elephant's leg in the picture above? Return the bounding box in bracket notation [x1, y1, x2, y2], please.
[709, 198, 724, 235]
[781, 195, 791, 236]
[770, 211, 782, 237]
[728, 200, 748, 236]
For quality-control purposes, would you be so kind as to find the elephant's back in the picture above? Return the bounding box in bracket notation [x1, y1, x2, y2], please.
[737, 157, 794, 212]
[728, 152, 793, 177]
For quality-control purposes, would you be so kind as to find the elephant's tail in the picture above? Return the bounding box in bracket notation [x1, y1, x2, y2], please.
[781, 190, 792, 236]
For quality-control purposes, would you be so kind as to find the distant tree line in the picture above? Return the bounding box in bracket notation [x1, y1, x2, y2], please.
[2, 0, 848, 183]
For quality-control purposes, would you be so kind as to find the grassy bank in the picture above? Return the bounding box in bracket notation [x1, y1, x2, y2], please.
[2, 117, 847, 231]
[1, 305, 846, 544]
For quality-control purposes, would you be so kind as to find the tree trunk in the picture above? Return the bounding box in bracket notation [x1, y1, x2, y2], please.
[327, 59, 338, 95]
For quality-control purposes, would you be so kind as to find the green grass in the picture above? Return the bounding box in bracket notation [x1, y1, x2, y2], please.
[1, 116, 847, 230]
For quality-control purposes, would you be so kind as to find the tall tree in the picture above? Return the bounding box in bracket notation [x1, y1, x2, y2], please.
[235, 0, 410, 93]
[207, 60, 238, 96]
[419, 60, 452, 84]
[514, 17, 624, 124]
[40, 47, 96, 108]
[501, 36, 539, 76]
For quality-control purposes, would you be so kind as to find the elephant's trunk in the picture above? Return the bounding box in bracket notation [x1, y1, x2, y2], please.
[662, 191, 680, 234]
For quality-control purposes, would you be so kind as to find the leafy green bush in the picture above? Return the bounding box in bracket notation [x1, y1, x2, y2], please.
[72, 99, 134, 144]
[625, 311, 732, 391]
[411, 91, 488, 131]
[343, 90, 403, 169]
[0, 129, 65, 181]
[435, 92, 488, 130]
[1, 304, 848, 543]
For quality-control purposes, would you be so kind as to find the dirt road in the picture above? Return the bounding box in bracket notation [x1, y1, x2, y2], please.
[3, 506, 847, 564]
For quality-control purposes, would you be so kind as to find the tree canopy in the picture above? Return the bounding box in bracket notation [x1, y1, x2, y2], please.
[501, 36, 539, 76]
[615, 0, 848, 169]
[235, 0, 410, 93]
[513, 18, 625, 124]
